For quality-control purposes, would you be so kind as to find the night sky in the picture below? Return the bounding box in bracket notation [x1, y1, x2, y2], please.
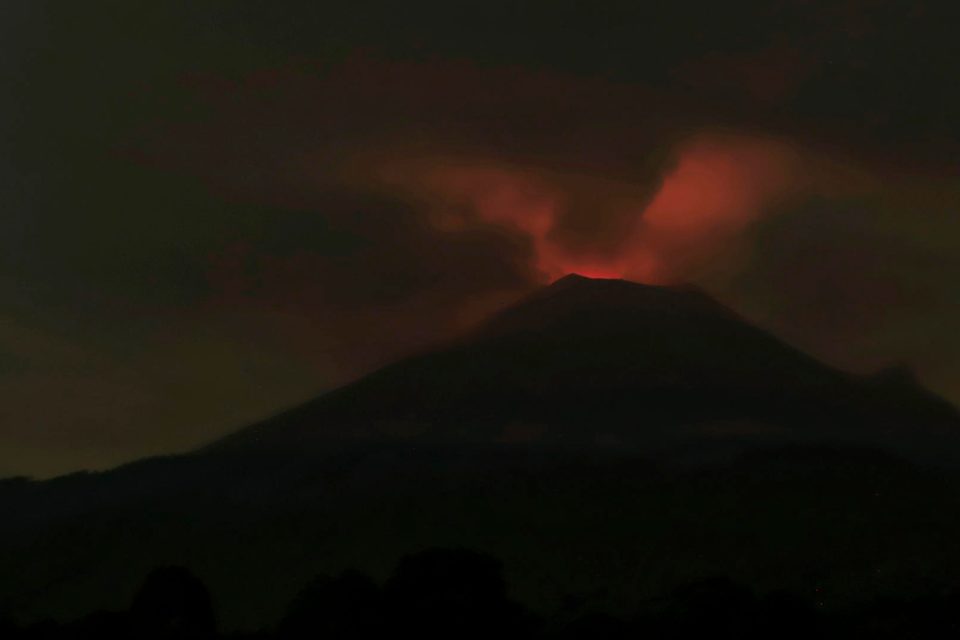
[2, 1, 960, 477]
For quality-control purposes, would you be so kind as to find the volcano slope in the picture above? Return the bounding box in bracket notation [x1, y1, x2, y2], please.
[216, 273, 959, 458]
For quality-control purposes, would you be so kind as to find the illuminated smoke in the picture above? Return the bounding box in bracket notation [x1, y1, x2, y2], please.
[373, 134, 805, 284]
[627, 135, 801, 282]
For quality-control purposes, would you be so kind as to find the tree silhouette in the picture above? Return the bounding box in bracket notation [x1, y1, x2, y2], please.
[130, 566, 216, 638]
[69, 610, 133, 640]
[278, 569, 382, 639]
[754, 590, 820, 639]
[555, 612, 631, 639]
[384, 547, 538, 639]
[0, 616, 22, 639]
[664, 577, 757, 638]
[20, 555, 960, 638]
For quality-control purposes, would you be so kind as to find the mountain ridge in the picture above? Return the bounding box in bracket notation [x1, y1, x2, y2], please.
[210, 274, 959, 459]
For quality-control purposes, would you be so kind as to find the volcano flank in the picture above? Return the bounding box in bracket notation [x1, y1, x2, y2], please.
[215, 274, 959, 459]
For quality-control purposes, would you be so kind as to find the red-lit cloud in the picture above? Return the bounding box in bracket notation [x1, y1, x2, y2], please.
[370, 134, 806, 285]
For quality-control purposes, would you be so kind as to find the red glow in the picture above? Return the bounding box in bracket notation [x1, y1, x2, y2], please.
[641, 137, 796, 234]
[373, 134, 803, 285]
[625, 136, 800, 281]
[560, 267, 625, 280]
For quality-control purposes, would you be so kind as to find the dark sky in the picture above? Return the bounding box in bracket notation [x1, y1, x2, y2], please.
[2, 1, 960, 477]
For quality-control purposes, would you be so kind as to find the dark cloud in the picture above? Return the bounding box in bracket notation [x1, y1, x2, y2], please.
[711, 189, 960, 400]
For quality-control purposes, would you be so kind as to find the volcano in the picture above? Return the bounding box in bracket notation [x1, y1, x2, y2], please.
[3, 275, 960, 630]
[214, 274, 959, 459]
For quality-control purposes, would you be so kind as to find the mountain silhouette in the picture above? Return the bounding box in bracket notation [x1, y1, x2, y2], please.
[214, 274, 959, 460]
[3, 275, 960, 631]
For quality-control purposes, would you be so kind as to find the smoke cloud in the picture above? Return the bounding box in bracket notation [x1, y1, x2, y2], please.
[372, 134, 806, 285]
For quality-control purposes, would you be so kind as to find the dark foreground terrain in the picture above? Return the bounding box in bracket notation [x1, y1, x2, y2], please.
[4, 546, 960, 639]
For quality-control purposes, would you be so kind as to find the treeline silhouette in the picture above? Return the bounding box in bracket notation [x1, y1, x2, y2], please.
[3, 547, 960, 639]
